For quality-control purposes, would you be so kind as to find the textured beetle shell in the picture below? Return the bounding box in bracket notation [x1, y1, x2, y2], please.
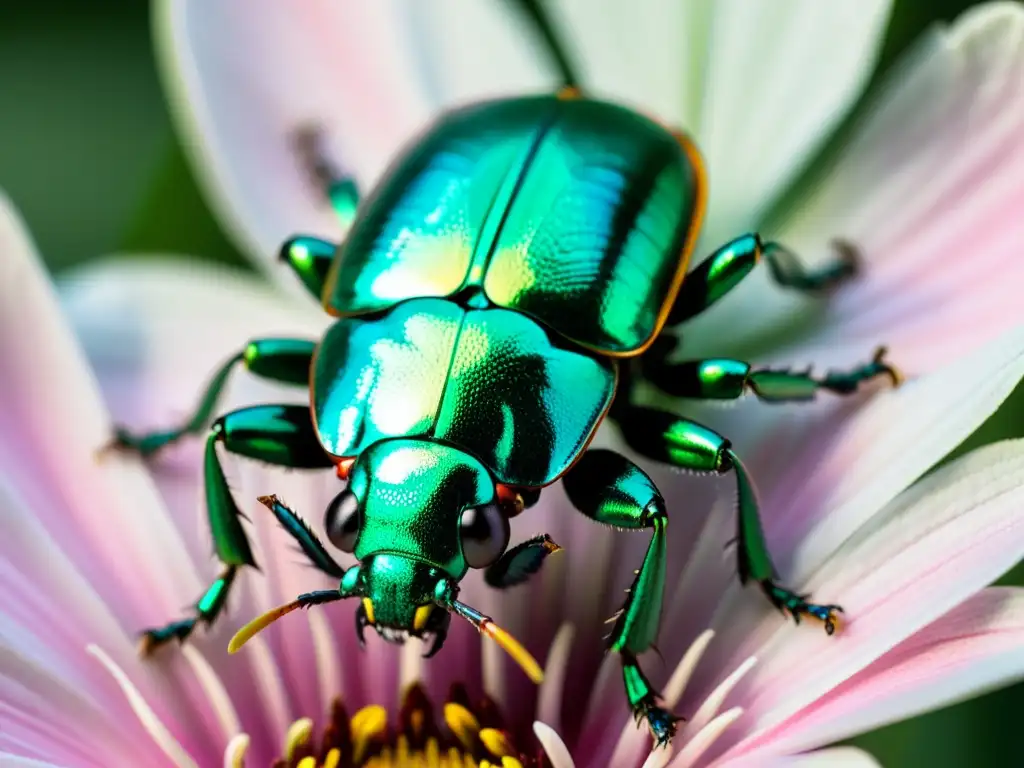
[324, 95, 702, 355]
[311, 298, 615, 486]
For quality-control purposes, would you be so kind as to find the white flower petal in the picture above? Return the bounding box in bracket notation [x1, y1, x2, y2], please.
[669, 707, 743, 768]
[180, 646, 242, 743]
[538, 624, 575, 732]
[402, 0, 556, 106]
[534, 720, 576, 768]
[548, 1, 891, 250]
[718, 746, 882, 768]
[0, 756, 65, 768]
[695, 2, 1024, 366]
[547, 0, 704, 126]
[693, 0, 893, 248]
[59, 258, 325, 565]
[58, 257, 323, 448]
[154, 0, 434, 272]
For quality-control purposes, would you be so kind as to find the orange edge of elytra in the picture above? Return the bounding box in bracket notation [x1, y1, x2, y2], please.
[581, 127, 707, 360]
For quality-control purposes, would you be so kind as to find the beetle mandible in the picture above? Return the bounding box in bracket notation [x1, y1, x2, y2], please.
[106, 74, 900, 751]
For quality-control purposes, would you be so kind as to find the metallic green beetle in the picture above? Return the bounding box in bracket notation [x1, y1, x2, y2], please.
[107, 90, 900, 749]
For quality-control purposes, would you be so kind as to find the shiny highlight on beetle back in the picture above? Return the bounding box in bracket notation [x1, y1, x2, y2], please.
[324, 94, 704, 355]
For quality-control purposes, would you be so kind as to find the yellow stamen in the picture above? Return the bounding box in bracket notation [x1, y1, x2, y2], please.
[501, 759, 524, 768]
[228, 598, 308, 653]
[296, 758, 316, 768]
[480, 621, 544, 684]
[363, 597, 376, 625]
[443, 703, 481, 751]
[426, 737, 441, 766]
[396, 734, 410, 763]
[351, 704, 388, 764]
[414, 604, 433, 631]
[285, 717, 313, 760]
[323, 748, 341, 768]
[479, 728, 513, 757]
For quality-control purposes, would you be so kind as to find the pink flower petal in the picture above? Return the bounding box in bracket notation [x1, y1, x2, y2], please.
[0, 196, 261, 764]
[60, 259, 405, 731]
[714, 437, 1024, 757]
[717, 746, 881, 768]
[659, 325, 1024, 688]
[730, 587, 1024, 758]
[0, 193, 200, 632]
[773, 326, 1024, 582]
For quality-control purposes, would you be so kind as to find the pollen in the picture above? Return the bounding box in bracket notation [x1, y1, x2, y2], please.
[247, 683, 543, 768]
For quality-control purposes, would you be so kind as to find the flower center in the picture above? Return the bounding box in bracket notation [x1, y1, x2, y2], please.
[262, 683, 545, 768]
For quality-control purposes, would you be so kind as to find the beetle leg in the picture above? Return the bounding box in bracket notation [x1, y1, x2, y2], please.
[667, 233, 859, 324]
[640, 337, 901, 403]
[609, 404, 844, 634]
[292, 124, 360, 230]
[484, 534, 562, 589]
[139, 404, 336, 655]
[279, 235, 339, 299]
[99, 338, 315, 459]
[139, 567, 237, 654]
[561, 449, 680, 747]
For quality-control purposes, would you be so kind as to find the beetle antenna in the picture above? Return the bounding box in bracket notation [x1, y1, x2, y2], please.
[228, 590, 345, 653]
[448, 599, 544, 684]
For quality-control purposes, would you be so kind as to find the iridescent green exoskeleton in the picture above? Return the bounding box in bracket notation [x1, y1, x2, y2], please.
[105, 88, 900, 750]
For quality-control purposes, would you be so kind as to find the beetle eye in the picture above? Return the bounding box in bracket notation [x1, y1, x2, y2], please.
[324, 490, 361, 553]
[459, 502, 510, 568]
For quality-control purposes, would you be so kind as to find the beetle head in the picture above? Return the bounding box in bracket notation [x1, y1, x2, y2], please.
[324, 437, 513, 580]
[353, 554, 454, 657]
[228, 437, 543, 681]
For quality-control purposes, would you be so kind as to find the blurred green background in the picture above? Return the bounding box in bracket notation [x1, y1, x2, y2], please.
[2, 1, 1021, 764]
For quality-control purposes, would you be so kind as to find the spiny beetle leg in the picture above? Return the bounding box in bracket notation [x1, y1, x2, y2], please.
[282, 125, 356, 299]
[139, 567, 237, 655]
[667, 233, 860, 324]
[610, 405, 844, 636]
[642, 342, 902, 403]
[763, 584, 844, 636]
[139, 404, 336, 654]
[563, 449, 683, 744]
[623, 652, 682, 748]
[99, 338, 315, 460]
[762, 238, 860, 293]
[748, 346, 902, 401]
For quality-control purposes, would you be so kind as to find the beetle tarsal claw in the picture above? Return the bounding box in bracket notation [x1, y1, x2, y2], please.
[872, 346, 904, 388]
